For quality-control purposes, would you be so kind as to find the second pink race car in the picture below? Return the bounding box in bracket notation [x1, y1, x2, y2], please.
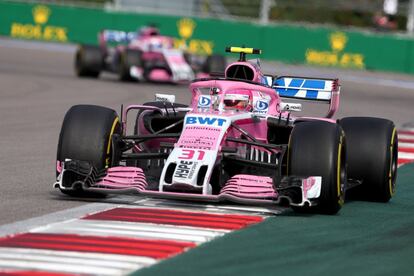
[74, 26, 226, 83]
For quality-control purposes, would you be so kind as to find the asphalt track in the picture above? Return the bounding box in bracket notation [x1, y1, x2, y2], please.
[1, 38, 414, 225]
[0, 38, 414, 275]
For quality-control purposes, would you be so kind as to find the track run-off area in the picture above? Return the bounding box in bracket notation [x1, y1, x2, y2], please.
[0, 38, 413, 275]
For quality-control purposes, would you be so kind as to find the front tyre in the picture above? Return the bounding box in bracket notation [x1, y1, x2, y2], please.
[339, 117, 397, 202]
[56, 105, 121, 196]
[74, 45, 103, 78]
[119, 49, 142, 81]
[288, 121, 346, 214]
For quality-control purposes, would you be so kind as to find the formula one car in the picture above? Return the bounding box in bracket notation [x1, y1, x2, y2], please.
[57, 47, 398, 214]
[74, 26, 226, 83]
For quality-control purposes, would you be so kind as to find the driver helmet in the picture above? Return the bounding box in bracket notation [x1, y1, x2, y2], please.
[148, 38, 163, 50]
[138, 26, 160, 37]
[223, 93, 251, 111]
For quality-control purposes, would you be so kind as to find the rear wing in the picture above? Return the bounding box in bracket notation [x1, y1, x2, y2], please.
[273, 76, 340, 118]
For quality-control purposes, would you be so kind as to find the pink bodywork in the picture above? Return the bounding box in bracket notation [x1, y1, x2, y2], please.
[189, 79, 280, 115]
[128, 36, 174, 52]
[83, 167, 321, 206]
[89, 167, 278, 204]
[122, 74, 340, 147]
[99, 29, 191, 83]
[177, 126, 222, 150]
[58, 53, 340, 205]
[220, 175, 277, 199]
[148, 69, 171, 82]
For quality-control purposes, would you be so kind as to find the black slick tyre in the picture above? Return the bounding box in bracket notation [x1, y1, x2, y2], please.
[119, 49, 142, 81]
[74, 45, 103, 78]
[56, 105, 121, 196]
[288, 121, 346, 215]
[339, 117, 397, 202]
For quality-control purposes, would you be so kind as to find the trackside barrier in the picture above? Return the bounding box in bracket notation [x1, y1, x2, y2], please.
[1, 0, 414, 74]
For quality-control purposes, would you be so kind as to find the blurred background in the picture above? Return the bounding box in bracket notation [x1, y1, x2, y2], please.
[2, 0, 414, 75]
[8, 0, 413, 31]
[109, 0, 412, 32]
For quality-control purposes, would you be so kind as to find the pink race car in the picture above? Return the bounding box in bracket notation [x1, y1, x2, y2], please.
[74, 26, 226, 83]
[57, 47, 398, 214]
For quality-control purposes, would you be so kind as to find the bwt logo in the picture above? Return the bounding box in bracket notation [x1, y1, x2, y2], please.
[186, 116, 227, 126]
[255, 99, 269, 111]
[198, 95, 211, 107]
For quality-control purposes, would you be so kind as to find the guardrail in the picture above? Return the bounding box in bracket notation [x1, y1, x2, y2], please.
[1, 0, 414, 74]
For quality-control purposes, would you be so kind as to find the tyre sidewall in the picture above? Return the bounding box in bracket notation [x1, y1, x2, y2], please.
[57, 104, 120, 171]
[75, 45, 102, 77]
[119, 49, 142, 81]
[339, 117, 397, 202]
[289, 121, 345, 214]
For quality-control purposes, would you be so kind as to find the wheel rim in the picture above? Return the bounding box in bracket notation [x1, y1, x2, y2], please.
[389, 128, 398, 196]
[105, 117, 120, 168]
[337, 136, 347, 206]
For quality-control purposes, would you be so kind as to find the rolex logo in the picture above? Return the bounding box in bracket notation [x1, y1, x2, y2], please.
[330, 32, 347, 52]
[32, 5, 51, 25]
[177, 18, 196, 39]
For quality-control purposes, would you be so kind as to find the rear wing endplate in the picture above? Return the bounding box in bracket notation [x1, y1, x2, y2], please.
[273, 76, 340, 118]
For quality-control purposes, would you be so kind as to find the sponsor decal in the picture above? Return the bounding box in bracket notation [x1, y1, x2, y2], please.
[179, 134, 215, 148]
[103, 30, 135, 43]
[10, 5, 68, 42]
[174, 18, 214, 55]
[281, 102, 302, 112]
[254, 99, 269, 114]
[305, 32, 365, 69]
[174, 160, 197, 179]
[155, 93, 176, 103]
[177, 126, 221, 150]
[198, 95, 211, 108]
[186, 116, 226, 127]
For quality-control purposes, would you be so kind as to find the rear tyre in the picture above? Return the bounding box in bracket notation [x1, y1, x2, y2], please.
[74, 45, 103, 78]
[119, 49, 142, 81]
[202, 54, 226, 74]
[56, 105, 121, 196]
[288, 121, 346, 215]
[339, 117, 397, 202]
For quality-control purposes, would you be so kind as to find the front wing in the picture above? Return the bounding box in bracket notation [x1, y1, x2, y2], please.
[55, 159, 322, 207]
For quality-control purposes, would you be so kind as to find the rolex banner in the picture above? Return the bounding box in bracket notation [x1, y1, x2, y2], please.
[1, 0, 414, 74]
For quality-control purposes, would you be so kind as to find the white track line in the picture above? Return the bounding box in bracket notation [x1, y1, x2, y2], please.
[398, 127, 414, 165]
[0, 248, 150, 270]
[0, 259, 130, 276]
[33, 219, 228, 243]
[399, 142, 414, 148]
[0, 247, 155, 265]
[398, 152, 414, 159]
[398, 134, 414, 139]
